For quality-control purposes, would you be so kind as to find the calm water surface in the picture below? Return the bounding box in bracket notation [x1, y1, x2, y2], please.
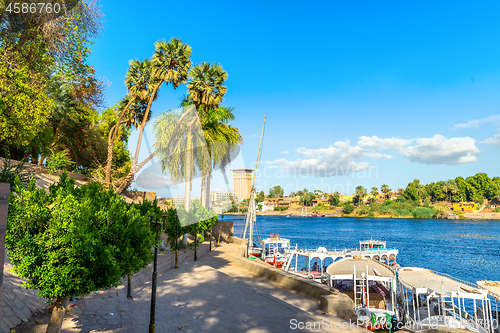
[226, 215, 500, 284]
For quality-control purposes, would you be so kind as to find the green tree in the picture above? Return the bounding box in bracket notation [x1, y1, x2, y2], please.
[268, 185, 284, 198]
[354, 185, 367, 206]
[381, 184, 391, 199]
[256, 190, 265, 202]
[6, 174, 154, 333]
[105, 59, 157, 188]
[0, 49, 54, 147]
[371, 187, 379, 197]
[328, 192, 340, 207]
[303, 191, 316, 206]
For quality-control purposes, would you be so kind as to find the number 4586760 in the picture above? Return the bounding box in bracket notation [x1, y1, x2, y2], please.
[5, 2, 64, 14]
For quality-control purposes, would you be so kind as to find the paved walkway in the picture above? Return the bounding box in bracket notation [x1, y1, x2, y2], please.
[15, 242, 368, 333]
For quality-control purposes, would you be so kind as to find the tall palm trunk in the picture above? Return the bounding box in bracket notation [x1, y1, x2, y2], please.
[105, 97, 136, 188]
[200, 176, 206, 207]
[133, 82, 162, 167]
[182, 129, 193, 246]
[205, 172, 211, 207]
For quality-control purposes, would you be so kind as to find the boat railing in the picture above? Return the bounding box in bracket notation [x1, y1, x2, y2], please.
[431, 270, 481, 290]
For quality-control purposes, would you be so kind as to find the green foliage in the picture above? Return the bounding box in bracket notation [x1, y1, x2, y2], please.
[303, 192, 316, 206]
[273, 206, 288, 211]
[494, 207, 500, 213]
[0, 49, 54, 146]
[328, 193, 340, 207]
[268, 185, 284, 198]
[0, 147, 31, 189]
[131, 199, 219, 248]
[343, 203, 355, 214]
[6, 174, 154, 299]
[47, 149, 75, 173]
[256, 191, 265, 202]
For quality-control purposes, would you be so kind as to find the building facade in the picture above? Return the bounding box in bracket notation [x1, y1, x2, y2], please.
[231, 168, 254, 202]
[210, 191, 236, 205]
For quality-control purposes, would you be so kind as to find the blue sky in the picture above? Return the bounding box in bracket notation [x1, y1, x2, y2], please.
[89, 0, 500, 197]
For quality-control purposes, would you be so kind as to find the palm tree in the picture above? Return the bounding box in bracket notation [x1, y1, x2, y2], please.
[381, 184, 391, 199]
[186, 62, 231, 207]
[153, 106, 207, 245]
[105, 59, 155, 188]
[116, 38, 192, 194]
[442, 180, 458, 202]
[198, 106, 243, 207]
[355, 185, 367, 206]
[371, 187, 379, 197]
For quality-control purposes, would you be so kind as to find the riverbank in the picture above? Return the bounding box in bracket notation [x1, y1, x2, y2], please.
[224, 204, 500, 220]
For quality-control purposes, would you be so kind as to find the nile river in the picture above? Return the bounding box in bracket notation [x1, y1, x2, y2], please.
[227, 215, 500, 284]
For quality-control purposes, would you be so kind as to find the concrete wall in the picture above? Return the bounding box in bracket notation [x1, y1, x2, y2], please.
[0, 157, 85, 181]
[122, 190, 157, 203]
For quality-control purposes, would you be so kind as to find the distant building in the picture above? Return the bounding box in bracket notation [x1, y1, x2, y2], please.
[312, 198, 329, 206]
[210, 191, 236, 205]
[231, 168, 254, 202]
[453, 202, 480, 212]
[169, 197, 201, 208]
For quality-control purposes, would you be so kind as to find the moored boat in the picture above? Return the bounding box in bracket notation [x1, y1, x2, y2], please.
[261, 233, 290, 268]
[325, 258, 398, 331]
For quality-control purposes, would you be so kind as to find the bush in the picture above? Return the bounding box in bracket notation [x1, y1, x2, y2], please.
[495, 207, 500, 213]
[358, 207, 368, 215]
[47, 149, 75, 173]
[6, 174, 155, 327]
[343, 203, 355, 214]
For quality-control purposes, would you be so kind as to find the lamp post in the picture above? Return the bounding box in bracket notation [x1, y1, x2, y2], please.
[175, 215, 179, 268]
[149, 214, 166, 333]
[194, 223, 197, 261]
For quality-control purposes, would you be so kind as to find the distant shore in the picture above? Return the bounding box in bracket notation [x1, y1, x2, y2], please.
[222, 210, 500, 220]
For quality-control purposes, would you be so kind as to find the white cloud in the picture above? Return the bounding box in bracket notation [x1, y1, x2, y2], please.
[482, 131, 500, 147]
[405, 135, 480, 164]
[358, 136, 412, 153]
[266, 140, 389, 177]
[280, 150, 289, 154]
[453, 114, 500, 129]
[362, 134, 480, 164]
[266, 134, 481, 177]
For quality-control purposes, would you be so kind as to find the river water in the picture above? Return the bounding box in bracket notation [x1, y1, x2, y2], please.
[226, 215, 500, 284]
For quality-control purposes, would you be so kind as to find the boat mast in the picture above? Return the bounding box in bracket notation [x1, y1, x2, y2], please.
[246, 114, 266, 255]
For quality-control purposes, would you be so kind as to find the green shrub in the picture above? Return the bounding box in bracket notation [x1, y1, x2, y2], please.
[6, 174, 155, 300]
[494, 207, 500, 213]
[47, 149, 74, 173]
[343, 203, 355, 214]
[358, 207, 368, 215]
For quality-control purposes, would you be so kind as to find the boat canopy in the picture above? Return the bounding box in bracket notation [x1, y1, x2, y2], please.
[326, 258, 394, 279]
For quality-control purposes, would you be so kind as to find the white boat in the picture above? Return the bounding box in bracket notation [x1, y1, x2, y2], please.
[398, 267, 496, 333]
[324, 258, 398, 331]
[281, 240, 399, 281]
[261, 233, 290, 268]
